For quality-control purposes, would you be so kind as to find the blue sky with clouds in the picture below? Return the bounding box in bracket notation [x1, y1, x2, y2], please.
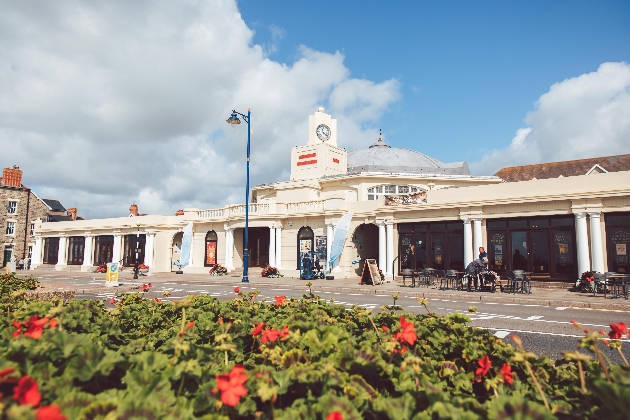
[239, 0, 630, 164]
[0, 1, 628, 218]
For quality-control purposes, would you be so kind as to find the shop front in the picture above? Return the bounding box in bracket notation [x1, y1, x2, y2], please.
[123, 234, 146, 266]
[487, 216, 577, 281]
[398, 221, 464, 272]
[605, 212, 630, 274]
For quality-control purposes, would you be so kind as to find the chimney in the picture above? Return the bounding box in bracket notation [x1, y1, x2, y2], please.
[129, 204, 139, 216]
[67, 208, 78, 220]
[175, 209, 184, 216]
[2, 165, 23, 187]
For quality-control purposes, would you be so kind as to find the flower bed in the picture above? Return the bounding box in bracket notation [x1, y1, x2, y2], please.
[0, 285, 629, 418]
[261, 265, 283, 278]
[572, 271, 598, 292]
[210, 264, 228, 276]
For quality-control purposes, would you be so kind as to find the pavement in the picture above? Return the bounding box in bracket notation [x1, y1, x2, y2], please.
[15, 267, 630, 362]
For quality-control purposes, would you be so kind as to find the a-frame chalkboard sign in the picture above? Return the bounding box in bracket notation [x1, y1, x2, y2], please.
[360, 259, 382, 285]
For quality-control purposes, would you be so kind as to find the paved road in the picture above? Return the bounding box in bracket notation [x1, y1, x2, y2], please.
[62, 277, 630, 363]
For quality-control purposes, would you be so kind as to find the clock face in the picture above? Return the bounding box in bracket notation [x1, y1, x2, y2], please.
[316, 124, 331, 141]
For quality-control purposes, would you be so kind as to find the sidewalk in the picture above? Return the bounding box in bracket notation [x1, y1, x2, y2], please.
[25, 268, 630, 312]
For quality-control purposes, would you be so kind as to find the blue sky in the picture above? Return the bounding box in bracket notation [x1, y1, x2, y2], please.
[239, 0, 630, 164]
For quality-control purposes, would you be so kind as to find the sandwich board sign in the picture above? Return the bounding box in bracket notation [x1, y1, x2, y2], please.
[105, 262, 119, 287]
[360, 259, 382, 285]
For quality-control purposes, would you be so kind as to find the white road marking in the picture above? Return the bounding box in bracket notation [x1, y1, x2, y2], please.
[556, 307, 568, 310]
[494, 330, 511, 338]
[481, 326, 630, 341]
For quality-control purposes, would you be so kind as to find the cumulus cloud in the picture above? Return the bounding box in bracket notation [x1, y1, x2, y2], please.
[471, 62, 630, 175]
[0, 0, 400, 218]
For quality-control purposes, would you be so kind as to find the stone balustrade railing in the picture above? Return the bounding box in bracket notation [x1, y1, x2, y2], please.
[196, 200, 325, 219]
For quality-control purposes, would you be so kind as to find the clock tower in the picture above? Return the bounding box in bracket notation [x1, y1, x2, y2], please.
[290, 108, 348, 180]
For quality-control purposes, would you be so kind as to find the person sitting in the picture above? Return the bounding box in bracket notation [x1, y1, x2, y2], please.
[18, 259, 24, 270]
[465, 258, 488, 291]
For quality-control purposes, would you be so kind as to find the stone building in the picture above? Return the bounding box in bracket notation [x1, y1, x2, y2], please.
[1, 166, 81, 267]
[32, 109, 630, 281]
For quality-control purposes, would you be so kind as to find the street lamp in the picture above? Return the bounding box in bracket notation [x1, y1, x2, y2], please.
[226, 109, 251, 283]
[133, 222, 141, 279]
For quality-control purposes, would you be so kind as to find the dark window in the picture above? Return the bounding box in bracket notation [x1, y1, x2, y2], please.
[67, 237, 85, 265]
[429, 223, 446, 231]
[399, 224, 413, 233]
[487, 220, 507, 229]
[508, 220, 527, 228]
[123, 234, 146, 266]
[297, 227, 314, 269]
[606, 213, 630, 226]
[43, 238, 59, 265]
[529, 218, 549, 228]
[94, 236, 114, 265]
[550, 217, 574, 226]
[413, 224, 428, 231]
[447, 222, 463, 231]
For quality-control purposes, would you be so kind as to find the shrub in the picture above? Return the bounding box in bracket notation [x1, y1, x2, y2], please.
[0, 273, 39, 297]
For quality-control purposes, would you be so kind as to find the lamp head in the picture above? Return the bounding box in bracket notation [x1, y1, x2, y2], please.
[226, 111, 241, 127]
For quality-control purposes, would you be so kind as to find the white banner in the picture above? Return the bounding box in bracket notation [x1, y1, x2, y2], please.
[179, 222, 193, 268]
[328, 212, 354, 269]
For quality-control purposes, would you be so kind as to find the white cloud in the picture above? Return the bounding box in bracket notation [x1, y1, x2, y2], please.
[471, 62, 630, 175]
[0, 0, 400, 218]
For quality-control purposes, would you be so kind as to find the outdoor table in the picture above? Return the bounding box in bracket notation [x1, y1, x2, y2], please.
[607, 274, 629, 299]
[507, 271, 532, 294]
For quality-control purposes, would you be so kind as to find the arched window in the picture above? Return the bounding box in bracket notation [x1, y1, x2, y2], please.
[204, 231, 218, 267]
[297, 227, 314, 269]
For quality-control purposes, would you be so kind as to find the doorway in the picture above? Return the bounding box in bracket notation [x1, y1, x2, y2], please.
[3, 246, 12, 268]
[351, 223, 379, 276]
[43, 238, 59, 265]
[248, 227, 269, 267]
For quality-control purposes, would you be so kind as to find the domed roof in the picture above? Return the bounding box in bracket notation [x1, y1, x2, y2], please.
[347, 136, 470, 176]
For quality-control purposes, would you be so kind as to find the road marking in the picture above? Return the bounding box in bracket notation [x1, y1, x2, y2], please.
[271, 288, 290, 291]
[523, 304, 541, 307]
[503, 303, 519, 306]
[349, 293, 362, 296]
[494, 330, 511, 338]
[481, 326, 630, 341]
[484, 302, 498, 305]
[556, 307, 568, 310]
[375, 295, 388, 297]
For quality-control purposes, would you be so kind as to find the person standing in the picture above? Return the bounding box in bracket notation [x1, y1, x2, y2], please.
[478, 247, 487, 260]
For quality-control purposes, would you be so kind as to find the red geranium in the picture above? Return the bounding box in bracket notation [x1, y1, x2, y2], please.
[327, 412, 344, 420]
[280, 324, 289, 339]
[215, 365, 248, 407]
[381, 325, 388, 332]
[393, 316, 417, 346]
[609, 322, 627, 339]
[12, 320, 22, 339]
[0, 368, 18, 384]
[476, 355, 492, 376]
[500, 363, 514, 385]
[109, 297, 116, 304]
[155, 298, 162, 303]
[23, 315, 50, 339]
[141, 284, 149, 292]
[36, 405, 67, 420]
[13, 376, 41, 407]
[261, 329, 281, 344]
[49, 319, 58, 329]
[234, 287, 240, 294]
[274, 295, 286, 306]
[185, 321, 195, 331]
[251, 322, 266, 336]
[148, 282, 152, 288]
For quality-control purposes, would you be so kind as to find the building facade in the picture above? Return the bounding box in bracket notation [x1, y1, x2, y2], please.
[32, 110, 630, 280]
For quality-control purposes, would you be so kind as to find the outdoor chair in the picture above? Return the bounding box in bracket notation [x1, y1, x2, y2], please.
[433, 270, 446, 289]
[508, 270, 530, 294]
[609, 273, 629, 300]
[401, 269, 416, 287]
[591, 272, 605, 296]
[420, 268, 434, 287]
[445, 270, 459, 290]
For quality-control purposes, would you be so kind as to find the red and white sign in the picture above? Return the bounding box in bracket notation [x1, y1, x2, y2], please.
[297, 152, 317, 166]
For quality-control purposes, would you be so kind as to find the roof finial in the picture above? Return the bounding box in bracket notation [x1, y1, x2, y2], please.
[378, 129, 382, 142]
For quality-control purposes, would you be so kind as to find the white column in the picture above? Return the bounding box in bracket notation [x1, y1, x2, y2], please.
[189, 232, 195, 267]
[81, 234, 93, 271]
[32, 236, 42, 267]
[56, 235, 67, 270]
[112, 233, 122, 264]
[378, 221, 386, 272]
[588, 212, 604, 273]
[326, 223, 334, 271]
[575, 212, 591, 274]
[385, 221, 394, 276]
[473, 218, 483, 259]
[269, 227, 276, 267]
[225, 228, 234, 269]
[463, 219, 473, 267]
[275, 226, 283, 269]
[145, 233, 155, 268]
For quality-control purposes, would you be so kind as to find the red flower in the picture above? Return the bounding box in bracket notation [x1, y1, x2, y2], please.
[476, 355, 492, 376]
[155, 298, 162, 303]
[252, 293, 257, 300]
[23, 315, 49, 340]
[327, 412, 344, 420]
[260, 329, 281, 344]
[251, 322, 266, 336]
[109, 297, 116, 304]
[48, 319, 58, 329]
[36, 405, 67, 420]
[141, 284, 149, 292]
[12, 320, 22, 339]
[148, 282, 153, 288]
[216, 365, 248, 407]
[185, 321, 195, 330]
[234, 287, 240, 294]
[381, 325, 389, 332]
[393, 345, 408, 354]
[609, 322, 627, 340]
[393, 316, 417, 346]
[500, 363, 514, 385]
[13, 376, 41, 407]
[0, 368, 17, 384]
[274, 295, 286, 306]
[280, 324, 289, 339]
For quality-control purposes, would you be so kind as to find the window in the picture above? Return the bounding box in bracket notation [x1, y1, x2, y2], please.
[5, 221, 16, 235]
[7, 201, 17, 214]
[205, 231, 218, 267]
[30, 223, 35, 236]
[367, 184, 423, 200]
[28, 245, 33, 260]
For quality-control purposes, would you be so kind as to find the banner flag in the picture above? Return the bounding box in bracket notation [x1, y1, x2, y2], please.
[328, 212, 354, 269]
[179, 222, 193, 268]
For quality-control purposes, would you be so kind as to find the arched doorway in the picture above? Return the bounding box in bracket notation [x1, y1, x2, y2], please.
[172, 232, 183, 271]
[297, 227, 314, 269]
[352, 223, 379, 276]
[205, 231, 218, 267]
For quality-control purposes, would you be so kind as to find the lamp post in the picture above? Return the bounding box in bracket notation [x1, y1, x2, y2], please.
[226, 109, 251, 283]
[133, 223, 141, 279]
